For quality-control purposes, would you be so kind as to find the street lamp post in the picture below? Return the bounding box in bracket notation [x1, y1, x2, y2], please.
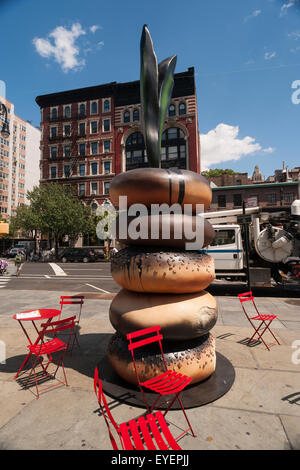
[0, 102, 10, 138]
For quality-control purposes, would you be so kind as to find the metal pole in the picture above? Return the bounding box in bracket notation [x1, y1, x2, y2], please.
[243, 200, 251, 291]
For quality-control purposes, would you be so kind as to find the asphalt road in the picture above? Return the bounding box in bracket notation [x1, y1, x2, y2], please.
[1, 260, 300, 298]
[3, 261, 120, 293]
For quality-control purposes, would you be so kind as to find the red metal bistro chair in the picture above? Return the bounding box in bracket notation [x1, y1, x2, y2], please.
[238, 291, 280, 351]
[93, 367, 182, 450]
[59, 296, 84, 352]
[20, 316, 76, 399]
[127, 326, 197, 440]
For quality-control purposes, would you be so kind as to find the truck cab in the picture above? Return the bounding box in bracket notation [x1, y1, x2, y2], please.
[204, 224, 244, 274]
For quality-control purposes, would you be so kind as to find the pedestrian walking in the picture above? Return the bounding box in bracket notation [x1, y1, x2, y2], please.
[15, 249, 25, 277]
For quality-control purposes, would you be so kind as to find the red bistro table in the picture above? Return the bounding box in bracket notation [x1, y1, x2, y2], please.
[13, 309, 61, 379]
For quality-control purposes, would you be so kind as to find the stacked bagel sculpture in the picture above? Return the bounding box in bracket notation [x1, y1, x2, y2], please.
[107, 25, 217, 385]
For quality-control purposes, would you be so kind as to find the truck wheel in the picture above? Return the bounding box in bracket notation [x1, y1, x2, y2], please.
[61, 257, 67, 263]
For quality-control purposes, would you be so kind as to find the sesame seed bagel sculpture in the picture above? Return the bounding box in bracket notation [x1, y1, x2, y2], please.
[107, 25, 217, 385]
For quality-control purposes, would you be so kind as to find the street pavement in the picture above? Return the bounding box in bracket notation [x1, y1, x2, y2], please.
[0, 260, 299, 451]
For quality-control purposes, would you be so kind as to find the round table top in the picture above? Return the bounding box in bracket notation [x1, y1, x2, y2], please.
[13, 308, 61, 321]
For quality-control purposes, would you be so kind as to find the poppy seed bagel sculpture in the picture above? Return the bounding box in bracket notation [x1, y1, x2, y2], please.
[107, 25, 217, 385]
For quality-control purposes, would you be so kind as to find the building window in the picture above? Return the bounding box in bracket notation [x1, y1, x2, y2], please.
[91, 182, 98, 195]
[50, 146, 57, 159]
[79, 143, 86, 156]
[104, 140, 111, 152]
[161, 127, 186, 169]
[233, 194, 242, 207]
[50, 127, 57, 138]
[79, 103, 86, 116]
[90, 121, 98, 134]
[168, 104, 176, 116]
[236, 179, 242, 185]
[103, 99, 110, 112]
[79, 183, 85, 196]
[50, 108, 57, 120]
[104, 161, 111, 174]
[267, 193, 276, 204]
[64, 165, 70, 177]
[79, 163, 85, 176]
[64, 105, 71, 118]
[50, 167, 57, 179]
[103, 181, 110, 195]
[217, 195, 226, 208]
[91, 162, 98, 175]
[133, 109, 139, 121]
[79, 122, 86, 136]
[91, 101, 98, 115]
[103, 119, 111, 132]
[125, 132, 147, 171]
[64, 145, 71, 158]
[178, 102, 186, 115]
[123, 110, 130, 123]
[91, 142, 98, 155]
[284, 192, 294, 203]
[64, 124, 71, 137]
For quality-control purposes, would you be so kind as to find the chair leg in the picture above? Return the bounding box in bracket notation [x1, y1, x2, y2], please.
[162, 393, 197, 438]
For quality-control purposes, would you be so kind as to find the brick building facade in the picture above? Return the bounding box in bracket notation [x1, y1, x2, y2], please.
[36, 67, 200, 214]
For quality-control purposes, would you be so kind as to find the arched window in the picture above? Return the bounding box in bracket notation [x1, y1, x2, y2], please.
[161, 127, 187, 169]
[79, 103, 86, 116]
[124, 110, 130, 123]
[91, 101, 98, 114]
[103, 99, 110, 112]
[179, 102, 186, 115]
[51, 108, 57, 120]
[125, 132, 147, 171]
[168, 104, 176, 117]
[91, 202, 98, 215]
[64, 106, 71, 118]
[133, 109, 139, 121]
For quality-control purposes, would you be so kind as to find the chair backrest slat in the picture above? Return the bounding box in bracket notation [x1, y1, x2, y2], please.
[127, 326, 161, 340]
[128, 334, 163, 351]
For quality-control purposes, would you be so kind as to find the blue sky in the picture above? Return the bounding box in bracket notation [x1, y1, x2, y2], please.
[1, 0, 300, 178]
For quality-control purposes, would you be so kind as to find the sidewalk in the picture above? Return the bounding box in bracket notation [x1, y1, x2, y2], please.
[0, 290, 299, 450]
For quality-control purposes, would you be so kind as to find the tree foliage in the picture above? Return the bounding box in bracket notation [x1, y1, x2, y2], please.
[201, 168, 239, 178]
[9, 183, 93, 255]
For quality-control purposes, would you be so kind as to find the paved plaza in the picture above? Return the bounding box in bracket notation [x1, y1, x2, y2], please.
[0, 280, 299, 451]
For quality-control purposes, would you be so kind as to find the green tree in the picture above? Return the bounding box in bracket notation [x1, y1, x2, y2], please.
[202, 168, 239, 178]
[11, 183, 93, 257]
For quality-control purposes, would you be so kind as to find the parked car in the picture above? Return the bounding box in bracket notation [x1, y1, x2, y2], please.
[59, 248, 96, 263]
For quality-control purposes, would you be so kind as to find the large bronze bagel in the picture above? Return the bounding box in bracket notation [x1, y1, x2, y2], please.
[111, 247, 215, 294]
[108, 332, 216, 385]
[115, 213, 215, 249]
[109, 289, 218, 340]
[109, 167, 212, 212]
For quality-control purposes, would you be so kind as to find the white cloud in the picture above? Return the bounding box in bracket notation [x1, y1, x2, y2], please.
[200, 123, 274, 169]
[33, 23, 87, 73]
[280, 0, 296, 16]
[264, 51, 276, 60]
[97, 41, 104, 50]
[288, 30, 300, 40]
[244, 9, 262, 22]
[90, 25, 101, 33]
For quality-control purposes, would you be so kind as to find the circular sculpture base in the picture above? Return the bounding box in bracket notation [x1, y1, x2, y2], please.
[98, 352, 235, 409]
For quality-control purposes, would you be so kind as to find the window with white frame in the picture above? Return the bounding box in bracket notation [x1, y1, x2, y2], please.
[64, 165, 71, 177]
[79, 143, 86, 156]
[91, 101, 98, 115]
[102, 118, 111, 132]
[90, 121, 98, 134]
[123, 110, 130, 123]
[64, 105, 71, 118]
[64, 145, 71, 158]
[91, 182, 98, 195]
[50, 166, 57, 179]
[50, 107, 58, 120]
[78, 183, 85, 196]
[90, 161, 98, 175]
[103, 140, 111, 152]
[50, 126, 58, 138]
[103, 98, 111, 113]
[78, 122, 86, 136]
[91, 141, 98, 155]
[103, 160, 111, 174]
[79, 163, 86, 176]
[50, 146, 58, 159]
[103, 181, 110, 195]
[63, 124, 71, 137]
[78, 103, 86, 117]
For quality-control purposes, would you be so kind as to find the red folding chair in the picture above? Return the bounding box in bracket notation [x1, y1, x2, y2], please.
[59, 295, 84, 353]
[238, 291, 280, 351]
[18, 316, 76, 399]
[94, 367, 182, 450]
[127, 326, 197, 440]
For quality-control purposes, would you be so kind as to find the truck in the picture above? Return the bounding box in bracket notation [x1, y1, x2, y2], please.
[203, 200, 300, 286]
